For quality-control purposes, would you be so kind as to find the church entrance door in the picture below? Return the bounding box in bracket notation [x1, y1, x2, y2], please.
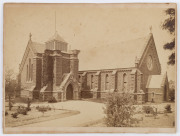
[66, 84, 73, 100]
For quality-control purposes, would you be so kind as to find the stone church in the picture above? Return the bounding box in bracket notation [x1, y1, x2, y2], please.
[19, 30, 169, 103]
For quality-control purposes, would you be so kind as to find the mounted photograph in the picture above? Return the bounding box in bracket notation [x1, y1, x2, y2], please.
[3, 3, 177, 133]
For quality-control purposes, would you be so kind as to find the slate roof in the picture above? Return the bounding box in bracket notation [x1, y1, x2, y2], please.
[46, 31, 66, 43]
[146, 74, 167, 88]
[79, 33, 152, 71]
[30, 42, 45, 53]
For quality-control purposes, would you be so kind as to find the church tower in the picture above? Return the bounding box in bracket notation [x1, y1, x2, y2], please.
[45, 31, 68, 52]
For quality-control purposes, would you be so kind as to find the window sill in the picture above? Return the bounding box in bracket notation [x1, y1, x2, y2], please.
[26, 81, 33, 83]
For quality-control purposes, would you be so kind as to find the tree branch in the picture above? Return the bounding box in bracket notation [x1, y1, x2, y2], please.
[163, 39, 175, 50]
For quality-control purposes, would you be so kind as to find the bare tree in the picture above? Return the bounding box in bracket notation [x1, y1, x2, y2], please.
[5, 68, 18, 110]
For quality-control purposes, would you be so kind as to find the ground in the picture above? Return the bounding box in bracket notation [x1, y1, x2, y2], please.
[5, 103, 80, 127]
[4, 100, 175, 128]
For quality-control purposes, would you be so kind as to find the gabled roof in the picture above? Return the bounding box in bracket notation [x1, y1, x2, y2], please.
[146, 73, 167, 88]
[46, 31, 66, 43]
[79, 33, 152, 71]
[19, 40, 45, 72]
[30, 42, 45, 53]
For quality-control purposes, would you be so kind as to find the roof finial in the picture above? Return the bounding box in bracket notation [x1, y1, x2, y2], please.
[149, 25, 152, 33]
[55, 11, 56, 32]
[29, 33, 32, 41]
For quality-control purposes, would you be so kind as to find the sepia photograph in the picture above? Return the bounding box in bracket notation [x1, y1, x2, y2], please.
[3, 3, 177, 133]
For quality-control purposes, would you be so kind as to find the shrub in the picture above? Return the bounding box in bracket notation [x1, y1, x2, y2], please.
[36, 106, 40, 110]
[36, 105, 51, 115]
[165, 104, 172, 113]
[104, 92, 136, 127]
[5, 111, 8, 116]
[11, 112, 18, 118]
[142, 106, 154, 114]
[26, 107, 31, 111]
[48, 97, 57, 103]
[39, 108, 47, 113]
[169, 88, 175, 101]
[22, 110, 27, 115]
[17, 106, 28, 115]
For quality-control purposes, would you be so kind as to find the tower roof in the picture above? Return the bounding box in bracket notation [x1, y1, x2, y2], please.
[46, 31, 67, 43]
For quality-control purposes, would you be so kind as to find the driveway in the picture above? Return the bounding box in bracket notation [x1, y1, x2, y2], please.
[20, 100, 105, 127]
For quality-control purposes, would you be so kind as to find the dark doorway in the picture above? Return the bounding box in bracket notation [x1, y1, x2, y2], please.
[66, 84, 73, 100]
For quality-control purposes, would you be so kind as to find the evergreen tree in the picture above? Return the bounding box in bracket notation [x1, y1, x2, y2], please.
[162, 8, 175, 65]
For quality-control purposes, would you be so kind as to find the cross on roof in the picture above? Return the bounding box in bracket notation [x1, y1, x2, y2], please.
[149, 26, 152, 33]
[29, 33, 32, 40]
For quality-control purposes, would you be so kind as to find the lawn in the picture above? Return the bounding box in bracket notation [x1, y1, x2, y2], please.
[4, 99, 175, 128]
[90, 102, 175, 128]
[4, 104, 80, 127]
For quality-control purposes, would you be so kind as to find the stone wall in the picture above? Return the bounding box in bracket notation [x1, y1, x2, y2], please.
[138, 39, 161, 101]
[20, 48, 34, 91]
[53, 55, 62, 86]
[35, 56, 42, 90]
[62, 58, 70, 74]
[79, 68, 142, 99]
[117, 70, 132, 92]
[147, 88, 164, 103]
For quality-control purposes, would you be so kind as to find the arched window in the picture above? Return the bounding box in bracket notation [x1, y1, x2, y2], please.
[79, 75, 81, 82]
[26, 65, 28, 81]
[123, 73, 127, 91]
[105, 74, 109, 90]
[31, 64, 33, 81]
[29, 59, 31, 81]
[91, 75, 94, 89]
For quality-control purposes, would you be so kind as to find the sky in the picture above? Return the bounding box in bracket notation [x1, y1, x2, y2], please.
[3, 3, 176, 81]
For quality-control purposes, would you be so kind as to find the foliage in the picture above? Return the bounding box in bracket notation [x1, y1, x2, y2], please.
[36, 105, 51, 115]
[104, 92, 136, 127]
[17, 106, 28, 115]
[5, 68, 18, 98]
[5, 111, 8, 116]
[168, 80, 175, 101]
[8, 95, 13, 111]
[11, 112, 19, 118]
[165, 104, 172, 113]
[142, 106, 154, 114]
[169, 88, 175, 101]
[48, 97, 57, 103]
[162, 8, 175, 35]
[161, 8, 175, 65]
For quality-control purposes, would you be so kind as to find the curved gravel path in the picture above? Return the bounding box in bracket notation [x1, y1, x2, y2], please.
[20, 100, 105, 127]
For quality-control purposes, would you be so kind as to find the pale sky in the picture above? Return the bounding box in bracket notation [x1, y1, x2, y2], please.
[4, 3, 176, 81]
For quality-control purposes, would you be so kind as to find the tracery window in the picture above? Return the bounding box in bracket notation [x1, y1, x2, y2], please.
[26, 65, 28, 81]
[31, 64, 33, 81]
[123, 73, 127, 91]
[105, 74, 109, 90]
[26, 59, 33, 82]
[91, 75, 94, 89]
[79, 75, 81, 82]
